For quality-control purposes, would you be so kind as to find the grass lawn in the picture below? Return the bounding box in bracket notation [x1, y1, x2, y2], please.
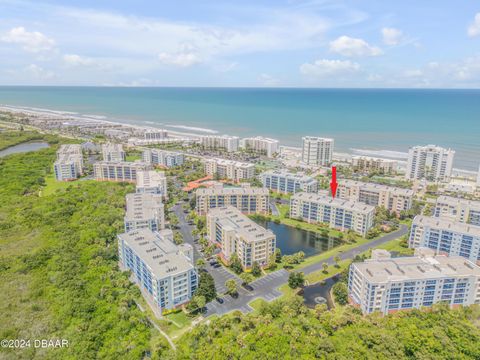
[41, 173, 96, 197]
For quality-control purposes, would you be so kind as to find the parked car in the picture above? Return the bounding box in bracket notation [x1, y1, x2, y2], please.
[213, 264, 221, 268]
[241, 283, 254, 291]
[216, 297, 224, 304]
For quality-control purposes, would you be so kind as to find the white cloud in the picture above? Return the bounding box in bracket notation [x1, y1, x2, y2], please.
[382, 27, 403, 45]
[158, 51, 202, 67]
[24, 64, 55, 79]
[63, 54, 95, 66]
[468, 13, 480, 37]
[259, 73, 280, 86]
[300, 59, 360, 77]
[1, 27, 55, 52]
[329, 35, 382, 57]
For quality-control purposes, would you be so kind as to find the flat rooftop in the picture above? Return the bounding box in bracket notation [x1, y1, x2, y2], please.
[206, 158, 254, 168]
[351, 155, 397, 163]
[292, 192, 375, 214]
[339, 179, 414, 196]
[436, 195, 480, 209]
[413, 215, 480, 237]
[196, 185, 268, 196]
[102, 143, 124, 152]
[95, 160, 152, 168]
[125, 193, 163, 221]
[136, 170, 166, 188]
[261, 169, 317, 183]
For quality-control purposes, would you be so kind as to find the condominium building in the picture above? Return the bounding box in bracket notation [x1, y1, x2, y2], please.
[348, 248, 480, 315]
[93, 161, 152, 182]
[124, 193, 165, 232]
[102, 143, 126, 162]
[204, 158, 255, 181]
[260, 169, 318, 194]
[200, 135, 239, 152]
[206, 206, 276, 270]
[136, 170, 168, 198]
[144, 129, 168, 141]
[337, 179, 414, 215]
[405, 145, 455, 182]
[301, 136, 334, 166]
[195, 184, 269, 215]
[409, 215, 480, 264]
[240, 136, 279, 157]
[54, 144, 83, 181]
[142, 148, 185, 168]
[434, 196, 480, 226]
[290, 192, 375, 236]
[351, 155, 398, 174]
[118, 228, 197, 315]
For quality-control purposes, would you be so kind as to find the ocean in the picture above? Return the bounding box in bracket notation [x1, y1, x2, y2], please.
[0, 86, 479, 170]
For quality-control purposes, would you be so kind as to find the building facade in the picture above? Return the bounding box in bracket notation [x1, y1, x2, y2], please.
[348, 248, 480, 315]
[301, 136, 334, 166]
[204, 158, 255, 181]
[206, 206, 276, 269]
[93, 161, 152, 182]
[144, 129, 168, 141]
[124, 192, 165, 232]
[405, 145, 455, 182]
[434, 196, 480, 226]
[142, 148, 185, 168]
[260, 169, 318, 194]
[239, 136, 279, 157]
[351, 155, 398, 174]
[54, 144, 84, 181]
[200, 135, 239, 152]
[136, 170, 168, 198]
[290, 192, 375, 236]
[102, 143, 126, 162]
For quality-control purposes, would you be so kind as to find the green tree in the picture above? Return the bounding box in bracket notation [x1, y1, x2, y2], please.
[195, 272, 216, 302]
[334, 256, 341, 268]
[332, 282, 348, 305]
[322, 262, 329, 274]
[230, 254, 243, 274]
[240, 273, 254, 285]
[275, 248, 282, 263]
[251, 261, 262, 277]
[288, 272, 305, 289]
[225, 279, 237, 296]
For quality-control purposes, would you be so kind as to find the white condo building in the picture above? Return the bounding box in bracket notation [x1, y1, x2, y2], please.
[405, 145, 455, 182]
[93, 161, 152, 182]
[302, 136, 334, 166]
[290, 192, 375, 236]
[351, 156, 398, 174]
[195, 184, 269, 215]
[136, 170, 168, 199]
[102, 143, 126, 162]
[124, 193, 165, 232]
[348, 248, 480, 315]
[260, 169, 318, 194]
[54, 144, 83, 181]
[142, 148, 184, 168]
[206, 206, 276, 270]
[337, 179, 414, 215]
[409, 215, 480, 264]
[434, 196, 480, 226]
[200, 135, 239, 152]
[118, 228, 197, 315]
[144, 129, 168, 141]
[204, 158, 255, 181]
[240, 136, 279, 157]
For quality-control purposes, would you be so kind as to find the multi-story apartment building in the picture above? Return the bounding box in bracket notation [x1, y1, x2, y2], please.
[348, 248, 480, 315]
[200, 135, 239, 152]
[206, 206, 276, 270]
[409, 215, 480, 264]
[142, 148, 185, 168]
[337, 179, 414, 215]
[144, 129, 168, 141]
[195, 184, 269, 215]
[118, 228, 197, 315]
[124, 193, 165, 232]
[351, 155, 398, 174]
[405, 145, 455, 182]
[136, 170, 168, 199]
[204, 158, 255, 181]
[54, 144, 84, 181]
[260, 169, 318, 194]
[102, 143, 126, 162]
[290, 192, 375, 236]
[93, 161, 152, 182]
[239, 136, 279, 157]
[301, 136, 334, 166]
[434, 196, 480, 226]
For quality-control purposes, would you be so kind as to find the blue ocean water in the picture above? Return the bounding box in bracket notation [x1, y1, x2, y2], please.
[0, 86, 479, 170]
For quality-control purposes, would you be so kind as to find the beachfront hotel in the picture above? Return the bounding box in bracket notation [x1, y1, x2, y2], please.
[405, 145, 455, 182]
[54, 144, 84, 181]
[124, 193, 165, 232]
[351, 155, 398, 174]
[434, 196, 480, 226]
[195, 184, 269, 215]
[337, 179, 414, 215]
[290, 192, 375, 236]
[239, 136, 279, 158]
[206, 206, 276, 270]
[102, 143, 126, 162]
[204, 158, 255, 181]
[348, 248, 480, 315]
[260, 169, 318, 194]
[409, 215, 480, 264]
[93, 161, 152, 182]
[118, 228, 197, 316]
[136, 170, 168, 199]
[200, 134, 239, 152]
[142, 148, 185, 168]
[301, 136, 334, 166]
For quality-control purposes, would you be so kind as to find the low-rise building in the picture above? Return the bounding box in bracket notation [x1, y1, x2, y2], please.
[54, 144, 83, 181]
[102, 143, 126, 162]
[200, 135, 239, 152]
[434, 196, 480, 226]
[240, 136, 279, 157]
[118, 228, 198, 315]
[206, 206, 276, 270]
[260, 169, 318, 194]
[136, 170, 168, 198]
[409, 215, 480, 264]
[93, 161, 152, 182]
[337, 179, 414, 215]
[124, 193, 165, 232]
[290, 192, 375, 236]
[204, 158, 255, 181]
[351, 155, 398, 174]
[348, 248, 480, 315]
[142, 148, 185, 168]
[195, 184, 269, 215]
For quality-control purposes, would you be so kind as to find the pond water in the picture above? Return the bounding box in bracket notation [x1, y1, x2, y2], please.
[0, 142, 49, 157]
[302, 275, 341, 310]
[254, 220, 341, 257]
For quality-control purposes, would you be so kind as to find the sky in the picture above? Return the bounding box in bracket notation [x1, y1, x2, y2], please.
[0, 0, 480, 88]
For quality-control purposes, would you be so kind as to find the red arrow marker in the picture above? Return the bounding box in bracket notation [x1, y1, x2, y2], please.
[330, 166, 338, 198]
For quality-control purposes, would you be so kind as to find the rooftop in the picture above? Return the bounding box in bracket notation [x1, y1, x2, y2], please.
[339, 179, 414, 196]
[413, 215, 480, 236]
[292, 192, 375, 214]
[205, 158, 255, 168]
[436, 195, 480, 209]
[136, 170, 166, 188]
[261, 169, 317, 182]
[302, 136, 334, 142]
[125, 193, 163, 221]
[94, 160, 152, 168]
[196, 184, 268, 196]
